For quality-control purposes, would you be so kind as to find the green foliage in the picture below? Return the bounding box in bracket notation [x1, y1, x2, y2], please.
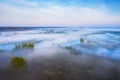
[22, 42, 34, 48]
[80, 38, 84, 43]
[15, 44, 20, 49]
[14, 42, 34, 49]
[10, 57, 27, 71]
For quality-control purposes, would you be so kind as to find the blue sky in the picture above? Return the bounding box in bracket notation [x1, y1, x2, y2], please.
[0, 0, 120, 27]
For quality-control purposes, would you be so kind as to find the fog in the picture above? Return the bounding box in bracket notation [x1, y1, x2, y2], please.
[0, 27, 120, 80]
[0, 28, 120, 60]
[0, 47, 120, 80]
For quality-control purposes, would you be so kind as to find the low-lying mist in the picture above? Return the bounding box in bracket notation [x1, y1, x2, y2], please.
[0, 47, 120, 80]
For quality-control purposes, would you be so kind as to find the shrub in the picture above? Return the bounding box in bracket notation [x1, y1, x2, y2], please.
[80, 38, 84, 43]
[10, 57, 27, 71]
[87, 40, 91, 45]
[14, 42, 34, 49]
[27, 42, 34, 48]
[15, 44, 20, 49]
[22, 42, 28, 48]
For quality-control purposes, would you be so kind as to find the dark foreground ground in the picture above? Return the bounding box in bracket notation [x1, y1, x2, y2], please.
[0, 48, 120, 80]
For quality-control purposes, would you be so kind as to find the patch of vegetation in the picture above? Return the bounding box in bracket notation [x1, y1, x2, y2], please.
[80, 38, 84, 43]
[22, 42, 34, 48]
[10, 57, 27, 71]
[15, 44, 20, 49]
[87, 40, 91, 45]
[14, 42, 34, 49]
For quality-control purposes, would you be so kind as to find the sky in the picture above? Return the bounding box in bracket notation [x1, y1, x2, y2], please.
[0, 0, 120, 27]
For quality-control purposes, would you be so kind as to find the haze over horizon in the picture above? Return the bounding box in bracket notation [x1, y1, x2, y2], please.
[0, 0, 120, 27]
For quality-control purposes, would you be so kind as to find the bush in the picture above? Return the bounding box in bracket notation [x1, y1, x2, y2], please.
[87, 40, 91, 45]
[80, 38, 84, 43]
[15, 44, 20, 49]
[14, 42, 34, 49]
[10, 57, 27, 71]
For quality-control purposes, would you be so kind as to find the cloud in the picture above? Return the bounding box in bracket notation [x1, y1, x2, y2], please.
[0, 1, 120, 26]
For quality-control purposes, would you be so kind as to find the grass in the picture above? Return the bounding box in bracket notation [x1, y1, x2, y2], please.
[14, 42, 34, 49]
[10, 57, 27, 71]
